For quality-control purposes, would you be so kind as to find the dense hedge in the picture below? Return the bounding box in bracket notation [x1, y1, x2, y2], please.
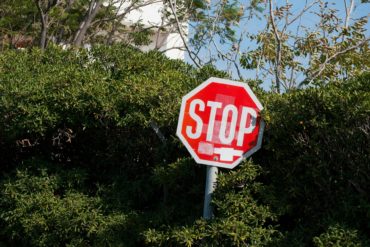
[0, 45, 369, 246]
[260, 74, 370, 246]
[0, 44, 226, 246]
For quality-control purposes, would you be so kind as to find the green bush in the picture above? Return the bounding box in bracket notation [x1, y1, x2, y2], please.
[146, 72, 370, 247]
[260, 73, 370, 245]
[0, 45, 227, 245]
[0, 160, 129, 246]
[313, 224, 370, 247]
[0, 45, 369, 246]
[144, 161, 279, 246]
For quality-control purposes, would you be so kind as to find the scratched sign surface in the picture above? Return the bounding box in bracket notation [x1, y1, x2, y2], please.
[176, 77, 265, 169]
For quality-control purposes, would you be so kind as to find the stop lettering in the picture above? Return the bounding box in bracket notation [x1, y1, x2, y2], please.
[186, 99, 257, 146]
[176, 77, 264, 169]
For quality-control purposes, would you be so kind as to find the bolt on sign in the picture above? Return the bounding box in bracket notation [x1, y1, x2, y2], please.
[177, 77, 265, 169]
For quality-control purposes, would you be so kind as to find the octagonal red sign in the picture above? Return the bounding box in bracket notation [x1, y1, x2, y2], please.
[176, 77, 265, 169]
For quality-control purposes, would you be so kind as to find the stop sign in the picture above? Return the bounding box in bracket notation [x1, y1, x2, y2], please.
[176, 77, 264, 169]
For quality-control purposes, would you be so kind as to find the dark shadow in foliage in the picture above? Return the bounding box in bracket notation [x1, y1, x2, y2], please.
[0, 44, 227, 246]
[1, 44, 368, 246]
[143, 161, 280, 246]
[256, 73, 370, 246]
[0, 159, 132, 247]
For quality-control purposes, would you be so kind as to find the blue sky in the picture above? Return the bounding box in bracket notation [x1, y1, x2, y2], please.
[186, 0, 370, 90]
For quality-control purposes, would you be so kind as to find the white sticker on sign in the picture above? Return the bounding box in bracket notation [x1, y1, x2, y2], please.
[214, 148, 243, 162]
[198, 142, 214, 155]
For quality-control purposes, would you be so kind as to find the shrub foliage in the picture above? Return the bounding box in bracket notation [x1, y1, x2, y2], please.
[0, 45, 369, 246]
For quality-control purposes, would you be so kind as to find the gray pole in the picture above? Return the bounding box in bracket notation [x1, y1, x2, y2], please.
[203, 166, 218, 219]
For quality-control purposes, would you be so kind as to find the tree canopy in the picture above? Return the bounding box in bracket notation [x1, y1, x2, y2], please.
[1, 0, 368, 91]
[0, 0, 170, 50]
[170, 0, 369, 91]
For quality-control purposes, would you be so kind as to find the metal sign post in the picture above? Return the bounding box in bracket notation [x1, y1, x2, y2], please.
[203, 166, 218, 219]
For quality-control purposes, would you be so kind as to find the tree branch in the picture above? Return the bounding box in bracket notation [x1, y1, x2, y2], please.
[168, 0, 201, 68]
[269, 0, 282, 93]
[286, 0, 319, 28]
[300, 37, 370, 87]
[34, 0, 48, 49]
[344, 0, 355, 29]
[73, 0, 102, 47]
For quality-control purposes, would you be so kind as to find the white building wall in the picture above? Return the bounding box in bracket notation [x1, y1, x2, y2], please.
[118, 1, 186, 60]
[161, 32, 186, 59]
[124, 2, 163, 25]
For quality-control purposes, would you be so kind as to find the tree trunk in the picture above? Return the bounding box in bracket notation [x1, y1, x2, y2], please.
[56, 0, 75, 44]
[40, 14, 48, 49]
[73, 0, 102, 47]
[35, 0, 49, 50]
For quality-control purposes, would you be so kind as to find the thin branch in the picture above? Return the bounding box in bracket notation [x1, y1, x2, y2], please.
[285, 0, 319, 28]
[232, 29, 247, 81]
[155, 16, 166, 49]
[233, 59, 243, 81]
[159, 46, 186, 53]
[106, 0, 125, 44]
[301, 37, 370, 86]
[269, 0, 282, 93]
[344, 0, 355, 29]
[255, 24, 269, 80]
[168, 0, 201, 68]
[207, 2, 224, 62]
[288, 0, 307, 88]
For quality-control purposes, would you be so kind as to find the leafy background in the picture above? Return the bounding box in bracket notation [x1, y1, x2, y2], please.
[0, 45, 369, 246]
